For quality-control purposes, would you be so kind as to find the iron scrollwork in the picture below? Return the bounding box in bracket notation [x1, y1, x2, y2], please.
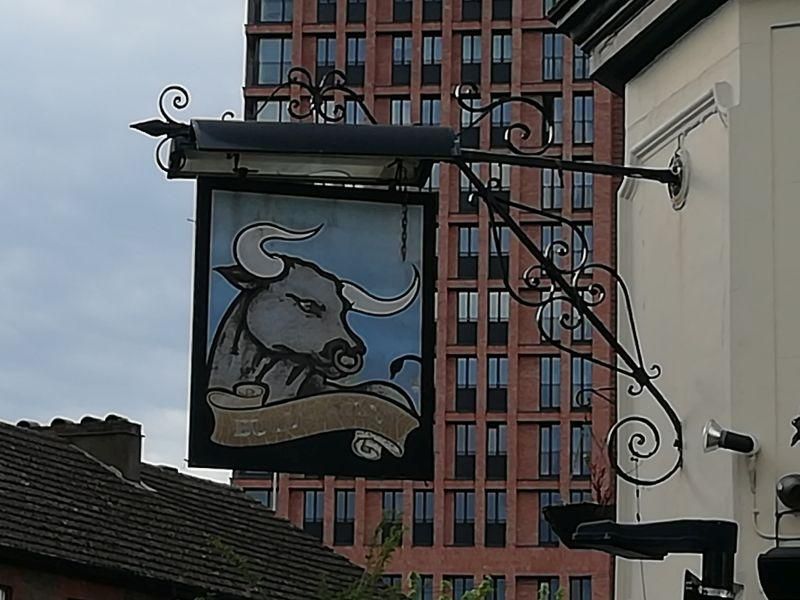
[454, 88, 684, 487]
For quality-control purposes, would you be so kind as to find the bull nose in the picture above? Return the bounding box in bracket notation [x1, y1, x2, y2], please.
[321, 339, 364, 375]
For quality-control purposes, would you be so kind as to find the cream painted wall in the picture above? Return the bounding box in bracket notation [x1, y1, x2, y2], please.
[615, 1, 800, 599]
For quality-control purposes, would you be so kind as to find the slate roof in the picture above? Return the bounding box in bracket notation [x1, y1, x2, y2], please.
[0, 419, 364, 599]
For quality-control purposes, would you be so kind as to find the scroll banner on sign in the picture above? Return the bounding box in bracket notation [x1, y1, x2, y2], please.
[207, 385, 420, 459]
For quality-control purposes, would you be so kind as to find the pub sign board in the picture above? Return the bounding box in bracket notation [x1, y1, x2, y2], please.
[188, 178, 435, 479]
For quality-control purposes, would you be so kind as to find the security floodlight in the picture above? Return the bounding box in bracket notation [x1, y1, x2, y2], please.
[703, 419, 759, 456]
[777, 474, 800, 511]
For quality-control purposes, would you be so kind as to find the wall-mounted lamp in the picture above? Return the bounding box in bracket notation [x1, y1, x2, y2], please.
[703, 419, 759, 456]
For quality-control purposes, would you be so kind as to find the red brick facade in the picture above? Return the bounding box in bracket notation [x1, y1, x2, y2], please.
[238, 1, 621, 597]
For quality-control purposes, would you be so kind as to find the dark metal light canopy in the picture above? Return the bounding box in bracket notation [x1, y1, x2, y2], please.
[132, 118, 456, 187]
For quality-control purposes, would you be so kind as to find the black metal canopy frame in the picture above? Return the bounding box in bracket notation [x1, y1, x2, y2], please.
[131, 67, 685, 487]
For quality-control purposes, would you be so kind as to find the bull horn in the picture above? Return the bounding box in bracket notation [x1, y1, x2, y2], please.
[343, 267, 420, 316]
[234, 222, 322, 279]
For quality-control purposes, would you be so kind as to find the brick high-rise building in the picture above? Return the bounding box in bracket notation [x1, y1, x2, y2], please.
[235, 0, 622, 598]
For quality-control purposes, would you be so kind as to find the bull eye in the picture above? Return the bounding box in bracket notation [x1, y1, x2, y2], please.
[286, 293, 325, 318]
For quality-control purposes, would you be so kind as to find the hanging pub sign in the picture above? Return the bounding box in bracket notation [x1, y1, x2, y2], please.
[188, 178, 435, 479]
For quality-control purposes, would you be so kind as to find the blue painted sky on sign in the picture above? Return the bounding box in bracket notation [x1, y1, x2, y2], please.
[209, 190, 424, 407]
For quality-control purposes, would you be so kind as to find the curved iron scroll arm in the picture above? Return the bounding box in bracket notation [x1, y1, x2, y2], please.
[455, 159, 683, 487]
[254, 67, 377, 124]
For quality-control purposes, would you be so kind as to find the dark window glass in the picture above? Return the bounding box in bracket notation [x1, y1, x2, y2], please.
[421, 97, 441, 125]
[303, 490, 324, 540]
[346, 36, 366, 85]
[488, 225, 509, 278]
[420, 575, 434, 600]
[258, 38, 292, 84]
[413, 490, 434, 546]
[425, 163, 440, 192]
[456, 356, 477, 412]
[540, 355, 561, 410]
[446, 576, 475, 598]
[393, 36, 413, 85]
[457, 291, 478, 345]
[543, 33, 564, 81]
[381, 490, 404, 543]
[541, 224, 564, 270]
[382, 574, 403, 591]
[539, 491, 561, 545]
[347, 0, 366, 22]
[461, 34, 482, 84]
[544, 96, 563, 144]
[490, 97, 511, 147]
[571, 356, 592, 409]
[539, 423, 560, 477]
[317, 0, 336, 23]
[574, 43, 590, 80]
[538, 577, 562, 600]
[573, 94, 594, 144]
[459, 162, 479, 211]
[316, 37, 336, 79]
[570, 577, 592, 600]
[571, 422, 592, 477]
[463, 0, 482, 21]
[571, 292, 592, 344]
[390, 97, 412, 125]
[485, 491, 507, 547]
[334, 489, 355, 545]
[539, 291, 563, 342]
[394, 0, 412, 22]
[572, 224, 593, 268]
[487, 423, 507, 480]
[542, 168, 563, 210]
[572, 170, 594, 209]
[258, 0, 293, 22]
[455, 423, 476, 479]
[453, 491, 475, 546]
[458, 226, 479, 279]
[423, 0, 442, 21]
[245, 488, 274, 508]
[487, 355, 508, 412]
[491, 33, 512, 83]
[492, 0, 511, 19]
[571, 489, 593, 504]
[491, 577, 506, 600]
[488, 291, 509, 345]
[422, 35, 442, 84]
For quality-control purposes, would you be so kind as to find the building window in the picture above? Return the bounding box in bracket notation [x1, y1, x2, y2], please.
[572, 224, 593, 267]
[491, 33, 512, 84]
[490, 163, 511, 193]
[492, 0, 511, 19]
[459, 162, 479, 211]
[539, 423, 560, 477]
[257, 38, 292, 85]
[392, 35, 412, 85]
[303, 490, 324, 540]
[344, 98, 369, 124]
[488, 225, 510, 278]
[455, 423, 476, 479]
[571, 489, 593, 504]
[491, 577, 506, 600]
[245, 488, 274, 508]
[541, 224, 564, 270]
[542, 168, 563, 210]
[394, 0, 412, 22]
[463, 0, 482, 21]
[258, 0, 292, 22]
[420, 575, 434, 599]
[425, 163, 440, 192]
[572, 171, 593, 209]
[456, 356, 477, 412]
[571, 356, 592, 409]
[543, 33, 563, 81]
[453, 491, 475, 546]
[574, 43, 590, 80]
[346, 36, 366, 85]
[255, 98, 291, 122]
[544, 96, 564, 144]
[540, 355, 561, 410]
[422, 35, 442, 85]
[573, 94, 594, 144]
[485, 491, 507, 547]
[423, 0, 442, 21]
[487, 423, 507, 480]
[539, 291, 563, 342]
[316, 36, 336, 80]
[382, 490, 404, 542]
[490, 96, 511, 148]
[457, 290, 478, 345]
[571, 422, 592, 478]
[487, 355, 508, 412]
[539, 491, 562, 545]
[461, 33, 482, 84]
[446, 576, 475, 598]
[538, 577, 562, 600]
[414, 490, 434, 546]
[488, 290, 509, 345]
[543, 0, 556, 13]
[334, 489, 355, 545]
[382, 575, 403, 591]
[347, 0, 366, 22]
[317, 0, 336, 23]
[458, 226, 479, 279]
[570, 577, 592, 600]
[421, 97, 441, 126]
[571, 293, 592, 344]
[390, 97, 412, 125]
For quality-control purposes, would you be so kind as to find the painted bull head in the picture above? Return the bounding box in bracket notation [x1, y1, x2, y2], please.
[210, 222, 419, 393]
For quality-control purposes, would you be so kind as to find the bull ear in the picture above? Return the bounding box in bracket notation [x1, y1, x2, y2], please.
[214, 265, 263, 290]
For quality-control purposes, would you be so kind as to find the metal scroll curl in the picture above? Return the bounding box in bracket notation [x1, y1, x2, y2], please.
[457, 160, 684, 487]
[254, 67, 377, 124]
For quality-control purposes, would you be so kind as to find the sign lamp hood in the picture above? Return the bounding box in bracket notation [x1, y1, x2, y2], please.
[702, 419, 759, 456]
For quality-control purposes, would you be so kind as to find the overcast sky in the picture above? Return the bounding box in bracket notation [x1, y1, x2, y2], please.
[0, 1, 246, 481]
